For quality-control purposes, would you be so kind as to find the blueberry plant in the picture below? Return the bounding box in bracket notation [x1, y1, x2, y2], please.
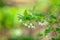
[0, 0, 60, 40]
[18, 2, 60, 40]
[18, 8, 60, 40]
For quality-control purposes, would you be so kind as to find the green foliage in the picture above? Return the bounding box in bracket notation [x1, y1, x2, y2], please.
[37, 33, 43, 37]
[44, 26, 53, 36]
[0, 0, 7, 7]
[23, 10, 33, 21]
[10, 36, 34, 40]
[0, 0, 60, 39]
[49, 15, 56, 24]
[56, 28, 60, 32]
[37, 26, 53, 37]
[18, 9, 46, 28]
[0, 7, 18, 29]
[20, 36, 34, 40]
[34, 12, 46, 22]
[51, 38, 56, 40]
[56, 28, 60, 37]
[51, 37, 60, 40]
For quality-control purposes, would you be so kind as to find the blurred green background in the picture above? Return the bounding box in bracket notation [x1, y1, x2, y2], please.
[0, 0, 60, 40]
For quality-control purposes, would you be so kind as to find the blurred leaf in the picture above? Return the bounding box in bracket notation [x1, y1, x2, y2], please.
[44, 26, 53, 36]
[49, 15, 56, 24]
[56, 28, 60, 33]
[56, 28, 60, 31]
[37, 33, 43, 37]
[50, 15, 56, 19]
[20, 36, 34, 40]
[23, 10, 33, 21]
[51, 38, 56, 40]
[0, 0, 7, 7]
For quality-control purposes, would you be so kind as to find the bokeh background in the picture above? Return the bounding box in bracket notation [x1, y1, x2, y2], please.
[0, 0, 60, 40]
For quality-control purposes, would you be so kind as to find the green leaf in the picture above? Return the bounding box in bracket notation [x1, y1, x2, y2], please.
[50, 15, 56, 19]
[51, 38, 56, 40]
[56, 28, 60, 31]
[20, 36, 34, 40]
[24, 10, 28, 16]
[56, 28, 60, 33]
[37, 33, 43, 37]
[49, 15, 56, 24]
[23, 10, 33, 21]
[34, 12, 46, 22]
[23, 15, 33, 21]
[44, 26, 53, 36]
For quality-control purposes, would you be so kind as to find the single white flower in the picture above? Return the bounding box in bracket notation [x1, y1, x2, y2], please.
[46, 35, 48, 38]
[24, 23, 28, 26]
[30, 23, 33, 26]
[19, 19, 22, 22]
